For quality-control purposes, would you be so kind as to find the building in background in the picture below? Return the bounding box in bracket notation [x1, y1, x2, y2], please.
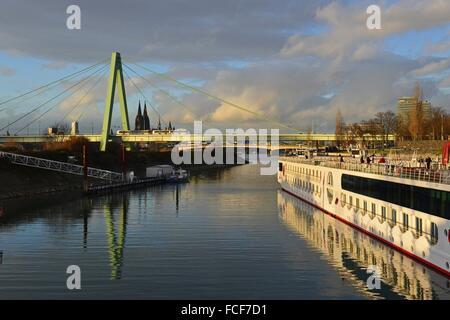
[143, 102, 150, 130]
[71, 121, 79, 135]
[135, 101, 144, 130]
[133, 100, 174, 132]
[397, 83, 431, 123]
[397, 97, 431, 122]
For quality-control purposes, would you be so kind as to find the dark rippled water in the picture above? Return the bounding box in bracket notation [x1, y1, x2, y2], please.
[0, 165, 448, 299]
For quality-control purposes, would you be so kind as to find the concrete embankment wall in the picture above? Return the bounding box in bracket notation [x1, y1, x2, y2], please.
[0, 159, 85, 200]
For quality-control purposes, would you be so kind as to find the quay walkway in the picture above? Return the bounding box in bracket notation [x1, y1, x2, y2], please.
[85, 177, 166, 195]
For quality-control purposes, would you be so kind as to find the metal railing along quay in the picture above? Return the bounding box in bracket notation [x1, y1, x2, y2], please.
[0, 151, 123, 182]
[280, 156, 450, 185]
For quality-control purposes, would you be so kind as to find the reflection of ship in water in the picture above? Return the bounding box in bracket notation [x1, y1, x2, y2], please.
[278, 191, 450, 300]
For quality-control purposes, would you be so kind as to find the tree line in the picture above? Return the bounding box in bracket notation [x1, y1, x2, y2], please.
[336, 106, 450, 146]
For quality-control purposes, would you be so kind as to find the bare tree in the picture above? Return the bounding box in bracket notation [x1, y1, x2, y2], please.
[52, 122, 70, 134]
[429, 107, 446, 140]
[335, 109, 345, 148]
[408, 103, 424, 141]
[375, 111, 397, 143]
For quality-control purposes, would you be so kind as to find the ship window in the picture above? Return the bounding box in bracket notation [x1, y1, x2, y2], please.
[381, 207, 386, 222]
[402, 213, 409, 231]
[363, 201, 367, 212]
[327, 172, 333, 186]
[415, 217, 423, 237]
[371, 203, 376, 214]
[391, 209, 397, 226]
[341, 174, 450, 219]
[430, 222, 438, 245]
[356, 198, 360, 210]
[341, 193, 346, 207]
[279, 163, 283, 172]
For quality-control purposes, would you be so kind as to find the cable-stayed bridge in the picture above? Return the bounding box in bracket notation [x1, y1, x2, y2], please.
[0, 52, 394, 151]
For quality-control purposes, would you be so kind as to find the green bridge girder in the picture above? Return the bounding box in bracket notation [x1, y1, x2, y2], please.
[100, 52, 130, 152]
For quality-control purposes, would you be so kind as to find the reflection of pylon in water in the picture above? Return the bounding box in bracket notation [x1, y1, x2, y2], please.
[104, 194, 128, 280]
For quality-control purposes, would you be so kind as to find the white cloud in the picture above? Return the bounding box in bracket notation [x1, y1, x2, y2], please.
[410, 58, 450, 77]
[1, 0, 449, 132]
[280, 0, 450, 65]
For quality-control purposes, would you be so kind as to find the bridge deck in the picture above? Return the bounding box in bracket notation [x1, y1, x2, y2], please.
[0, 133, 395, 144]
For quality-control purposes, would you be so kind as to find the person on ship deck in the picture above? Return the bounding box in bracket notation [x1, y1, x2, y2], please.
[425, 156, 432, 170]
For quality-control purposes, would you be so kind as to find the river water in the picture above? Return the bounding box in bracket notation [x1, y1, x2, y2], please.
[0, 164, 448, 299]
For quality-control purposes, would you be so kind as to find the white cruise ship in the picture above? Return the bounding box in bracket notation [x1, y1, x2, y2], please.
[278, 155, 450, 277]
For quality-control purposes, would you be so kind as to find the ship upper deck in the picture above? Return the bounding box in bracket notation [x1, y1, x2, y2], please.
[279, 156, 450, 186]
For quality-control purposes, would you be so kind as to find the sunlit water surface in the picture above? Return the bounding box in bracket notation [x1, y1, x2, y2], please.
[0, 165, 448, 299]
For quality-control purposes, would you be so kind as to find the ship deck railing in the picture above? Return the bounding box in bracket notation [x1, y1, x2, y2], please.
[280, 156, 450, 185]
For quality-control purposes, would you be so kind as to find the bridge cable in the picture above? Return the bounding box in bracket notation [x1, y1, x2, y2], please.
[122, 68, 168, 127]
[6, 64, 107, 134]
[123, 63, 205, 125]
[126, 59, 301, 132]
[13, 65, 106, 135]
[0, 62, 106, 116]
[0, 59, 108, 113]
[75, 69, 108, 121]
[57, 65, 109, 126]
[123, 68, 162, 119]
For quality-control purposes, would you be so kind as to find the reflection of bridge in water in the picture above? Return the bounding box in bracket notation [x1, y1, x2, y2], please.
[104, 194, 128, 280]
[278, 191, 450, 300]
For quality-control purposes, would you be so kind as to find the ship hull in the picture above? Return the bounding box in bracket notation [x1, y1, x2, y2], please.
[278, 159, 450, 277]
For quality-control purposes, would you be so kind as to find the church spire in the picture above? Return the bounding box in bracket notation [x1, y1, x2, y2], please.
[135, 100, 143, 130]
[143, 102, 150, 130]
[157, 116, 161, 130]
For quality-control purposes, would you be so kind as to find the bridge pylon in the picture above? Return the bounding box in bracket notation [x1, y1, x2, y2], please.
[100, 52, 130, 152]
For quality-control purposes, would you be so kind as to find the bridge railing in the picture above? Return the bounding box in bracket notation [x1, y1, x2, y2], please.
[0, 151, 123, 182]
[280, 156, 450, 186]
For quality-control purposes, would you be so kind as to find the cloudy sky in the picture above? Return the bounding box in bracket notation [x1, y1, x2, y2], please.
[0, 0, 449, 133]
